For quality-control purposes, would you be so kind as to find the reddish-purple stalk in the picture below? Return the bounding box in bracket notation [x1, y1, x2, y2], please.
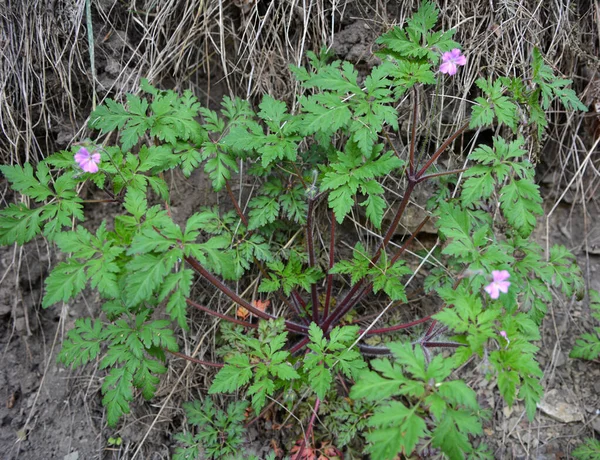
[168, 350, 224, 368]
[177, 96, 468, 361]
[305, 198, 320, 323]
[323, 211, 335, 320]
[290, 292, 312, 324]
[409, 88, 419, 175]
[327, 215, 432, 329]
[184, 255, 308, 334]
[225, 180, 249, 226]
[186, 298, 257, 329]
[293, 397, 320, 460]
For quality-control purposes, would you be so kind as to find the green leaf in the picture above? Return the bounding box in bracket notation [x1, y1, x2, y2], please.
[0, 204, 43, 245]
[367, 401, 428, 459]
[102, 366, 134, 427]
[307, 364, 332, 400]
[57, 318, 104, 368]
[350, 361, 406, 401]
[42, 260, 88, 308]
[0, 163, 53, 201]
[159, 268, 194, 329]
[499, 179, 543, 237]
[125, 254, 172, 306]
[572, 438, 600, 460]
[247, 195, 280, 230]
[209, 354, 253, 394]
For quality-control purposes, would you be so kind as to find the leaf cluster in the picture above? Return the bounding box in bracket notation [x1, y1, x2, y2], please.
[58, 311, 178, 427]
[350, 342, 486, 460]
[209, 319, 299, 414]
[570, 290, 600, 361]
[173, 398, 248, 460]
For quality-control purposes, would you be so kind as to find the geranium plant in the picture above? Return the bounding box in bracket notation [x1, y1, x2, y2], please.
[0, 2, 588, 458]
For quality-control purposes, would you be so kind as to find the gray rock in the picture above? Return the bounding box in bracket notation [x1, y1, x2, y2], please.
[537, 389, 585, 423]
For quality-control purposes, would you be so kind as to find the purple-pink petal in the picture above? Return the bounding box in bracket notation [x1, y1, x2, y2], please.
[484, 283, 500, 299]
[74, 147, 101, 173]
[439, 62, 457, 75]
[492, 270, 510, 282]
[484, 270, 511, 299]
[439, 48, 466, 76]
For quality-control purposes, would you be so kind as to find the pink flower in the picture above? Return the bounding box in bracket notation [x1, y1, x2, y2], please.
[484, 270, 510, 299]
[74, 147, 101, 173]
[439, 49, 466, 76]
[500, 330, 510, 347]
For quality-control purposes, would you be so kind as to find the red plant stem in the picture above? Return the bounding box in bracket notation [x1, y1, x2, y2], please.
[322, 213, 429, 332]
[371, 180, 416, 266]
[320, 282, 366, 332]
[293, 397, 321, 460]
[168, 350, 224, 368]
[305, 198, 320, 323]
[409, 88, 419, 175]
[362, 314, 433, 335]
[293, 290, 307, 308]
[225, 180, 248, 226]
[416, 168, 468, 184]
[323, 210, 335, 320]
[289, 336, 310, 354]
[186, 298, 257, 329]
[389, 216, 431, 265]
[357, 343, 393, 356]
[424, 320, 442, 339]
[184, 255, 308, 334]
[322, 121, 467, 335]
[290, 292, 311, 325]
[423, 341, 465, 348]
[345, 216, 429, 312]
[415, 122, 469, 179]
[323, 120, 464, 332]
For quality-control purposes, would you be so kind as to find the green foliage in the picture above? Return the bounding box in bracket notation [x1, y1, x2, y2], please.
[0, 164, 82, 243]
[572, 438, 600, 460]
[43, 222, 123, 307]
[173, 398, 248, 460]
[209, 319, 299, 414]
[90, 78, 205, 151]
[323, 399, 375, 449]
[376, 1, 459, 63]
[259, 251, 323, 297]
[0, 1, 589, 454]
[571, 290, 600, 360]
[531, 48, 587, 112]
[351, 342, 486, 459]
[470, 78, 517, 130]
[304, 323, 367, 399]
[320, 143, 403, 226]
[330, 242, 412, 301]
[58, 310, 178, 427]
